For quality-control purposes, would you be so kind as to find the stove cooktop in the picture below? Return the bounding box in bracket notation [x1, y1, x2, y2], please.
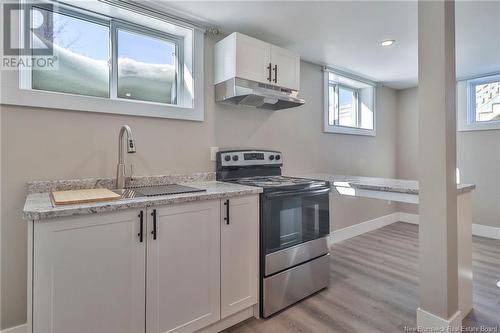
[234, 176, 323, 188]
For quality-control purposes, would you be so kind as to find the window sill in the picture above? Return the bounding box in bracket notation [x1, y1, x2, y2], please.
[0, 85, 204, 121]
[458, 121, 500, 132]
[323, 125, 376, 136]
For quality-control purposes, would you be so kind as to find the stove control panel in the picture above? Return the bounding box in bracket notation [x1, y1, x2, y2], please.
[217, 150, 282, 167]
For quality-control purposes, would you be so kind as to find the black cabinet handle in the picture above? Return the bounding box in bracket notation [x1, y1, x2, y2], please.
[273, 64, 278, 83]
[224, 200, 230, 225]
[151, 209, 157, 240]
[138, 211, 144, 243]
[267, 63, 272, 82]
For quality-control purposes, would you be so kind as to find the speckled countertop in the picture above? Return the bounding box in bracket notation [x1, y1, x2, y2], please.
[23, 176, 262, 221]
[294, 173, 476, 195]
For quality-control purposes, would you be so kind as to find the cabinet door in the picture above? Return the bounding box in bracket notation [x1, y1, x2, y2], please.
[33, 210, 146, 333]
[221, 195, 259, 318]
[270, 44, 300, 90]
[146, 201, 220, 333]
[235, 33, 272, 84]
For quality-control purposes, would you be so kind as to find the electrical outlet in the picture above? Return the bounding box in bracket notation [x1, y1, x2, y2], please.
[210, 147, 219, 161]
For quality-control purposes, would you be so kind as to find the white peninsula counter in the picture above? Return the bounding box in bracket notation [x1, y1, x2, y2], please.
[295, 173, 476, 321]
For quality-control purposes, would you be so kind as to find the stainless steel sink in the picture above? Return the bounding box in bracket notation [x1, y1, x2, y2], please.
[112, 188, 144, 199]
[113, 184, 205, 199]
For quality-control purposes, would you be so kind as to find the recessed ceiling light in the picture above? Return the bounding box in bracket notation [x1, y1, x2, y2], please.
[497, 280, 500, 288]
[380, 39, 395, 47]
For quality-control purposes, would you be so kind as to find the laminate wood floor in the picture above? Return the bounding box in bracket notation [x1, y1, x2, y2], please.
[225, 222, 500, 333]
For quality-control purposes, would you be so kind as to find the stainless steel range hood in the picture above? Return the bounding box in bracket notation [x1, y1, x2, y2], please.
[215, 78, 305, 110]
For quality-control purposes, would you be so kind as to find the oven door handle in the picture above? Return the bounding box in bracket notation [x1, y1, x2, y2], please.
[265, 187, 330, 198]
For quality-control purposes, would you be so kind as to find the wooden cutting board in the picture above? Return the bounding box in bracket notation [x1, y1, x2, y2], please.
[52, 188, 121, 205]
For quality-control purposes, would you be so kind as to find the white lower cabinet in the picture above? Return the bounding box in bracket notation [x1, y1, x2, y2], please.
[31, 195, 259, 333]
[146, 200, 221, 333]
[33, 210, 146, 333]
[220, 196, 259, 319]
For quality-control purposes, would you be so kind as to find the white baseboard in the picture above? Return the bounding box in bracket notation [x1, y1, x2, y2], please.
[0, 324, 27, 333]
[329, 211, 500, 245]
[416, 308, 462, 332]
[397, 212, 419, 225]
[328, 212, 400, 245]
[472, 223, 500, 240]
[398, 212, 500, 240]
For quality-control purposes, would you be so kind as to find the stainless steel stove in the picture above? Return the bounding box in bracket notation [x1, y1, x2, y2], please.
[216, 149, 331, 318]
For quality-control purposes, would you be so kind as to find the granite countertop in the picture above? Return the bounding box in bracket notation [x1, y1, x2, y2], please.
[23, 178, 262, 221]
[295, 173, 476, 195]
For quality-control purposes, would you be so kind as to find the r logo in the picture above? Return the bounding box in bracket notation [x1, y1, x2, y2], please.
[3, 3, 54, 56]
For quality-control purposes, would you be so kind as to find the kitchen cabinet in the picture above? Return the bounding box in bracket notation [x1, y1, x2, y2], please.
[270, 44, 301, 91]
[233, 33, 271, 85]
[30, 195, 259, 333]
[215, 32, 300, 91]
[146, 200, 221, 333]
[32, 210, 146, 333]
[220, 196, 259, 318]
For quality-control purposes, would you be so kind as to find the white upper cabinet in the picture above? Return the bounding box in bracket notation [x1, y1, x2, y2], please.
[215, 32, 300, 90]
[235, 34, 272, 85]
[270, 44, 301, 91]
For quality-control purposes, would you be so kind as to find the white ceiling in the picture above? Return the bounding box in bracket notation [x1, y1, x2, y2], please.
[157, 1, 500, 90]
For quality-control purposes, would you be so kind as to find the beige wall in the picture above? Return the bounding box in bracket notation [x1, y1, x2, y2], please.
[0, 36, 398, 329]
[396, 85, 500, 227]
[396, 88, 420, 215]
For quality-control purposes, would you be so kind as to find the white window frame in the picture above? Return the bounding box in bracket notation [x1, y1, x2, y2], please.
[459, 73, 500, 131]
[323, 69, 376, 136]
[0, 0, 205, 121]
[112, 20, 184, 104]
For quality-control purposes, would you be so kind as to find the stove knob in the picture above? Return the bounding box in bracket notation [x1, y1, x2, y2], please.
[232, 155, 239, 161]
[275, 155, 281, 160]
[224, 155, 231, 162]
[269, 155, 275, 160]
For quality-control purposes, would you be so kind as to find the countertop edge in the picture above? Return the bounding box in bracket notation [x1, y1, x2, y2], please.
[348, 183, 476, 195]
[23, 183, 262, 222]
[294, 174, 476, 195]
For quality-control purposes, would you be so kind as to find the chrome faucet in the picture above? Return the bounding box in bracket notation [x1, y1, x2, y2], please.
[116, 125, 136, 189]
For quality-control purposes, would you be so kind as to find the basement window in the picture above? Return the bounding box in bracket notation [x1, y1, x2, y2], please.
[324, 70, 376, 136]
[31, 7, 111, 98]
[1, 0, 204, 121]
[462, 74, 500, 131]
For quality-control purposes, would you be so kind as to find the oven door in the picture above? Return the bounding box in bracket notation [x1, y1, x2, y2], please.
[262, 187, 330, 257]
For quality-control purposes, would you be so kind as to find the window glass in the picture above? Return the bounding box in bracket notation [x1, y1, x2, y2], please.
[32, 8, 110, 97]
[474, 81, 500, 122]
[337, 87, 358, 128]
[117, 29, 177, 104]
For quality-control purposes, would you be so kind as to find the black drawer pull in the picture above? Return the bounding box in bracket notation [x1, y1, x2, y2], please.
[224, 200, 230, 225]
[138, 211, 144, 242]
[151, 209, 157, 240]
